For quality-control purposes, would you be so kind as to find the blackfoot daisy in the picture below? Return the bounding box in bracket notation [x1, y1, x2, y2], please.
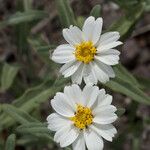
[47, 84, 117, 150]
[51, 16, 122, 85]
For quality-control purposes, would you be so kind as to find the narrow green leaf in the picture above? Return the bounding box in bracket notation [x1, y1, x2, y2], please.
[114, 64, 139, 87]
[15, 0, 33, 62]
[76, 16, 85, 28]
[136, 76, 150, 90]
[145, 0, 150, 12]
[0, 10, 48, 29]
[65, 147, 72, 150]
[23, 0, 32, 11]
[112, 0, 139, 10]
[109, 3, 145, 40]
[5, 134, 16, 150]
[144, 117, 150, 125]
[3, 104, 39, 124]
[17, 122, 47, 128]
[90, 5, 101, 18]
[0, 136, 4, 150]
[116, 108, 125, 117]
[56, 0, 76, 27]
[12, 78, 55, 107]
[0, 77, 69, 130]
[105, 2, 149, 105]
[16, 123, 53, 142]
[1, 63, 19, 91]
[105, 78, 150, 105]
[28, 37, 56, 63]
[16, 124, 49, 135]
[132, 138, 140, 150]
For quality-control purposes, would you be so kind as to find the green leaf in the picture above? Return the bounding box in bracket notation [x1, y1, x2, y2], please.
[65, 147, 72, 150]
[76, 16, 85, 28]
[114, 64, 140, 87]
[0, 77, 69, 130]
[109, 2, 145, 40]
[5, 134, 16, 150]
[28, 36, 56, 63]
[23, 0, 32, 11]
[132, 138, 140, 150]
[112, 0, 139, 10]
[136, 76, 150, 90]
[0, 10, 48, 29]
[12, 78, 55, 107]
[90, 5, 101, 18]
[16, 123, 50, 135]
[145, 0, 150, 12]
[116, 108, 125, 117]
[105, 78, 150, 105]
[56, 0, 77, 27]
[3, 104, 39, 124]
[16, 123, 53, 142]
[1, 63, 19, 91]
[105, 2, 149, 105]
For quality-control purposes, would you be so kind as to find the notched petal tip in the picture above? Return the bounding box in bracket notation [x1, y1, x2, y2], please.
[96, 17, 103, 23]
[87, 16, 95, 20]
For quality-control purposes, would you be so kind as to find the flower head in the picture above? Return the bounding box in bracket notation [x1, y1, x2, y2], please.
[47, 84, 118, 150]
[51, 16, 122, 85]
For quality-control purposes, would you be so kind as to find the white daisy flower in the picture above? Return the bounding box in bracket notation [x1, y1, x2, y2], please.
[51, 16, 122, 85]
[47, 84, 117, 150]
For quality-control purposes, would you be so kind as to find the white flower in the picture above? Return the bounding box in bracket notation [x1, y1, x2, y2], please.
[51, 16, 122, 85]
[47, 84, 117, 150]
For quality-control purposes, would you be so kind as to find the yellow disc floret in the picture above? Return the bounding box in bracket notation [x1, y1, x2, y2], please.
[70, 104, 93, 129]
[75, 41, 96, 64]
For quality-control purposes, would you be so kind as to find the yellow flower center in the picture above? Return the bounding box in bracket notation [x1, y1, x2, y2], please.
[75, 41, 97, 64]
[70, 104, 93, 129]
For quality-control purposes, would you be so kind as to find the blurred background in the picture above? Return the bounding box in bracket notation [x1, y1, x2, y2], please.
[0, 0, 150, 150]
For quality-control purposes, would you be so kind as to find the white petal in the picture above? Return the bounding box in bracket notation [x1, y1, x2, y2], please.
[71, 63, 84, 84]
[84, 73, 97, 85]
[83, 64, 91, 76]
[93, 105, 117, 115]
[90, 124, 117, 142]
[69, 26, 84, 43]
[99, 32, 120, 46]
[64, 84, 83, 105]
[93, 113, 118, 124]
[91, 89, 106, 109]
[47, 113, 71, 131]
[60, 60, 75, 73]
[60, 61, 81, 77]
[91, 62, 109, 83]
[51, 93, 74, 117]
[82, 85, 99, 107]
[72, 133, 86, 150]
[98, 49, 121, 55]
[92, 18, 103, 44]
[52, 44, 74, 53]
[62, 26, 83, 46]
[84, 129, 104, 150]
[98, 41, 122, 51]
[95, 53, 120, 65]
[54, 125, 71, 143]
[95, 124, 117, 137]
[98, 94, 113, 106]
[52, 44, 75, 64]
[82, 16, 95, 42]
[60, 126, 79, 147]
[94, 60, 115, 77]
[84, 62, 99, 85]
[82, 17, 103, 44]
[54, 125, 79, 147]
